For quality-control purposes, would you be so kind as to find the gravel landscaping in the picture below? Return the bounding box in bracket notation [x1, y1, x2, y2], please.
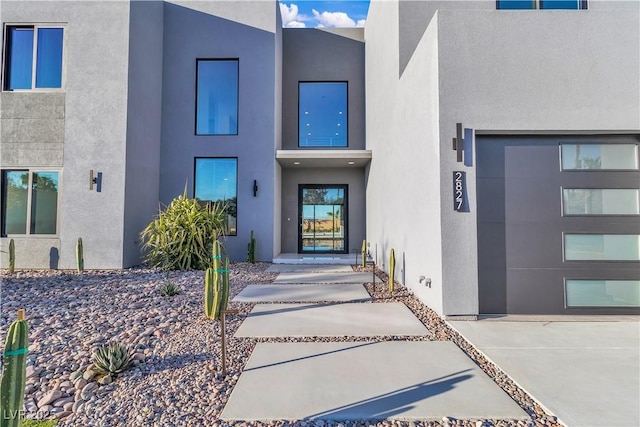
[1, 263, 560, 427]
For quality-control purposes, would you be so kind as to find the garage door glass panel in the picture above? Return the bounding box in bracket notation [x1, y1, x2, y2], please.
[566, 280, 640, 307]
[561, 144, 638, 170]
[564, 234, 640, 261]
[563, 189, 640, 215]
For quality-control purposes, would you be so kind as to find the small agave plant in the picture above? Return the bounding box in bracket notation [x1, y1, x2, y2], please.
[160, 281, 179, 297]
[92, 343, 135, 375]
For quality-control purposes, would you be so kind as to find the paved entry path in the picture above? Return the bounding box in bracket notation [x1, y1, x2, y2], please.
[222, 266, 527, 422]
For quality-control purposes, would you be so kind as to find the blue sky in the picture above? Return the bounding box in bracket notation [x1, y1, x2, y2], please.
[280, 1, 370, 28]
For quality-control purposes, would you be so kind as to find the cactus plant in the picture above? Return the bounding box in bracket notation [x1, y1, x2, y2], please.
[388, 248, 396, 293]
[8, 239, 15, 274]
[361, 240, 367, 267]
[205, 240, 229, 321]
[92, 343, 134, 375]
[204, 266, 216, 319]
[1, 309, 29, 427]
[247, 230, 256, 263]
[220, 257, 230, 313]
[76, 238, 84, 273]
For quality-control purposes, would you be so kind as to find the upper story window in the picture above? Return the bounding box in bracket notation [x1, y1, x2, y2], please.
[299, 82, 348, 148]
[497, 1, 586, 9]
[196, 59, 239, 135]
[3, 25, 64, 90]
[1, 170, 59, 236]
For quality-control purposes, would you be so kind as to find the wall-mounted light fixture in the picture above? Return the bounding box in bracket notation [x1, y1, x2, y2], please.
[89, 170, 102, 192]
[253, 179, 258, 197]
[452, 122, 464, 163]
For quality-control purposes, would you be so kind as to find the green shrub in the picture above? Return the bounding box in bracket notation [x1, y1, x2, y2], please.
[140, 190, 227, 270]
[92, 343, 134, 375]
[160, 281, 179, 297]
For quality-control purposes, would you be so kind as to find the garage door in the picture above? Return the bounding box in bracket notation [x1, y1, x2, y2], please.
[476, 135, 640, 315]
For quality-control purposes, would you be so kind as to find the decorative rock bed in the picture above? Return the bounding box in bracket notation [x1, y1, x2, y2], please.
[0, 263, 559, 426]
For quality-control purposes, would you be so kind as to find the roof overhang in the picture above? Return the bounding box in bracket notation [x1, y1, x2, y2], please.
[276, 150, 372, 168]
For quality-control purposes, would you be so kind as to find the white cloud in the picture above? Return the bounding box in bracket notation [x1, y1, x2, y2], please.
[287, 20, 307, 28]
[280, 3, 365, 29]
[312, 9, 358, 28]
[280, 3, 307, 28]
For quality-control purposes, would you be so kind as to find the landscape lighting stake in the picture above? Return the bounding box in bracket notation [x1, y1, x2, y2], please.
[221, 309, 239, 377]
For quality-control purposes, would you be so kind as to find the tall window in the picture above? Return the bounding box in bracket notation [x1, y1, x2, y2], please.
[194, 158, 237, 236]
[1, 170, 59, 235]
[196, 59, 239, 135]
[497, 0, 585, 9]
[3, 26, 64, 90]
[299, 82, 348, 147]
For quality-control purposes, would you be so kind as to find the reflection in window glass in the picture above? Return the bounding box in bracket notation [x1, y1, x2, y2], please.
[540, 0, 579, 9]
[563, 189, 639, 215]
[6, 28, 35, 90]
[1, 170, 59, 235]
[299, 82, 347, 147]
[35, 28, 64, 88]
[196, 60, 238, 135]
[497, 0, 535, 9]
[5, 26, 64, 90]
[566, 280, 640, 307]
[564, 234, 640, 261]
[561, 144, 638, 170]
[2, 171, 29, 234]
[195, 158, 237, 235]
[30, 172, 59, 234]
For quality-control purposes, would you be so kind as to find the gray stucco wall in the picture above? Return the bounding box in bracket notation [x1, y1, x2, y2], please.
[280, 167, 366, 254]
[366, 0, 640, 315]
[159, 1, 278, 262]
[282, 28, 365, 150]
[1, 1, 131, 269]
[122, 0, 164, 267]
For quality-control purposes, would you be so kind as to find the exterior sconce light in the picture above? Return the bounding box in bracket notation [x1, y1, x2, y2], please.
[452, 122, 464, 163]
[89, 170, 102, 192]
[253, 180, 258, 197]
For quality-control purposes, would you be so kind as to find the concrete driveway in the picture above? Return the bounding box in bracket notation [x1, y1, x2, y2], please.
[448, 317, 640, 427]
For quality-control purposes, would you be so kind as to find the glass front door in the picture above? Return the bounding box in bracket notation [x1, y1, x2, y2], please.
[299, 185, 347, 254]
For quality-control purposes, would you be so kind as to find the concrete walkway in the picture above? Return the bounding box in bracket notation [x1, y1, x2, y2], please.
[221, 268, 527, 421]
[449, 318, 640, 427]
[233, 283, 371, 302]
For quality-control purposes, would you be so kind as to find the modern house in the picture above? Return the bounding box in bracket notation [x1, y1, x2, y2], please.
[1, 0, 638, 316]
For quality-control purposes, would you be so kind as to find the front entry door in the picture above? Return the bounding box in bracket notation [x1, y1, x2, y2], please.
[298, 185, 348, 254]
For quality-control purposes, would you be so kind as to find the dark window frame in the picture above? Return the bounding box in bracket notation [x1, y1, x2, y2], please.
[193, 157, 239, 236]
[298, 81, 349, 148]
[297, 184, 349, 254]
[194, 58, 240, 136]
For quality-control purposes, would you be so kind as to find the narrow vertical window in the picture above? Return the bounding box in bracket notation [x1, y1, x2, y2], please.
[196, 60, 239, 135]
[194, 158, 238, 236]
[3, 25, 64, 90]
[30, 172, 59, 234]
[35, 28, 64, 88]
